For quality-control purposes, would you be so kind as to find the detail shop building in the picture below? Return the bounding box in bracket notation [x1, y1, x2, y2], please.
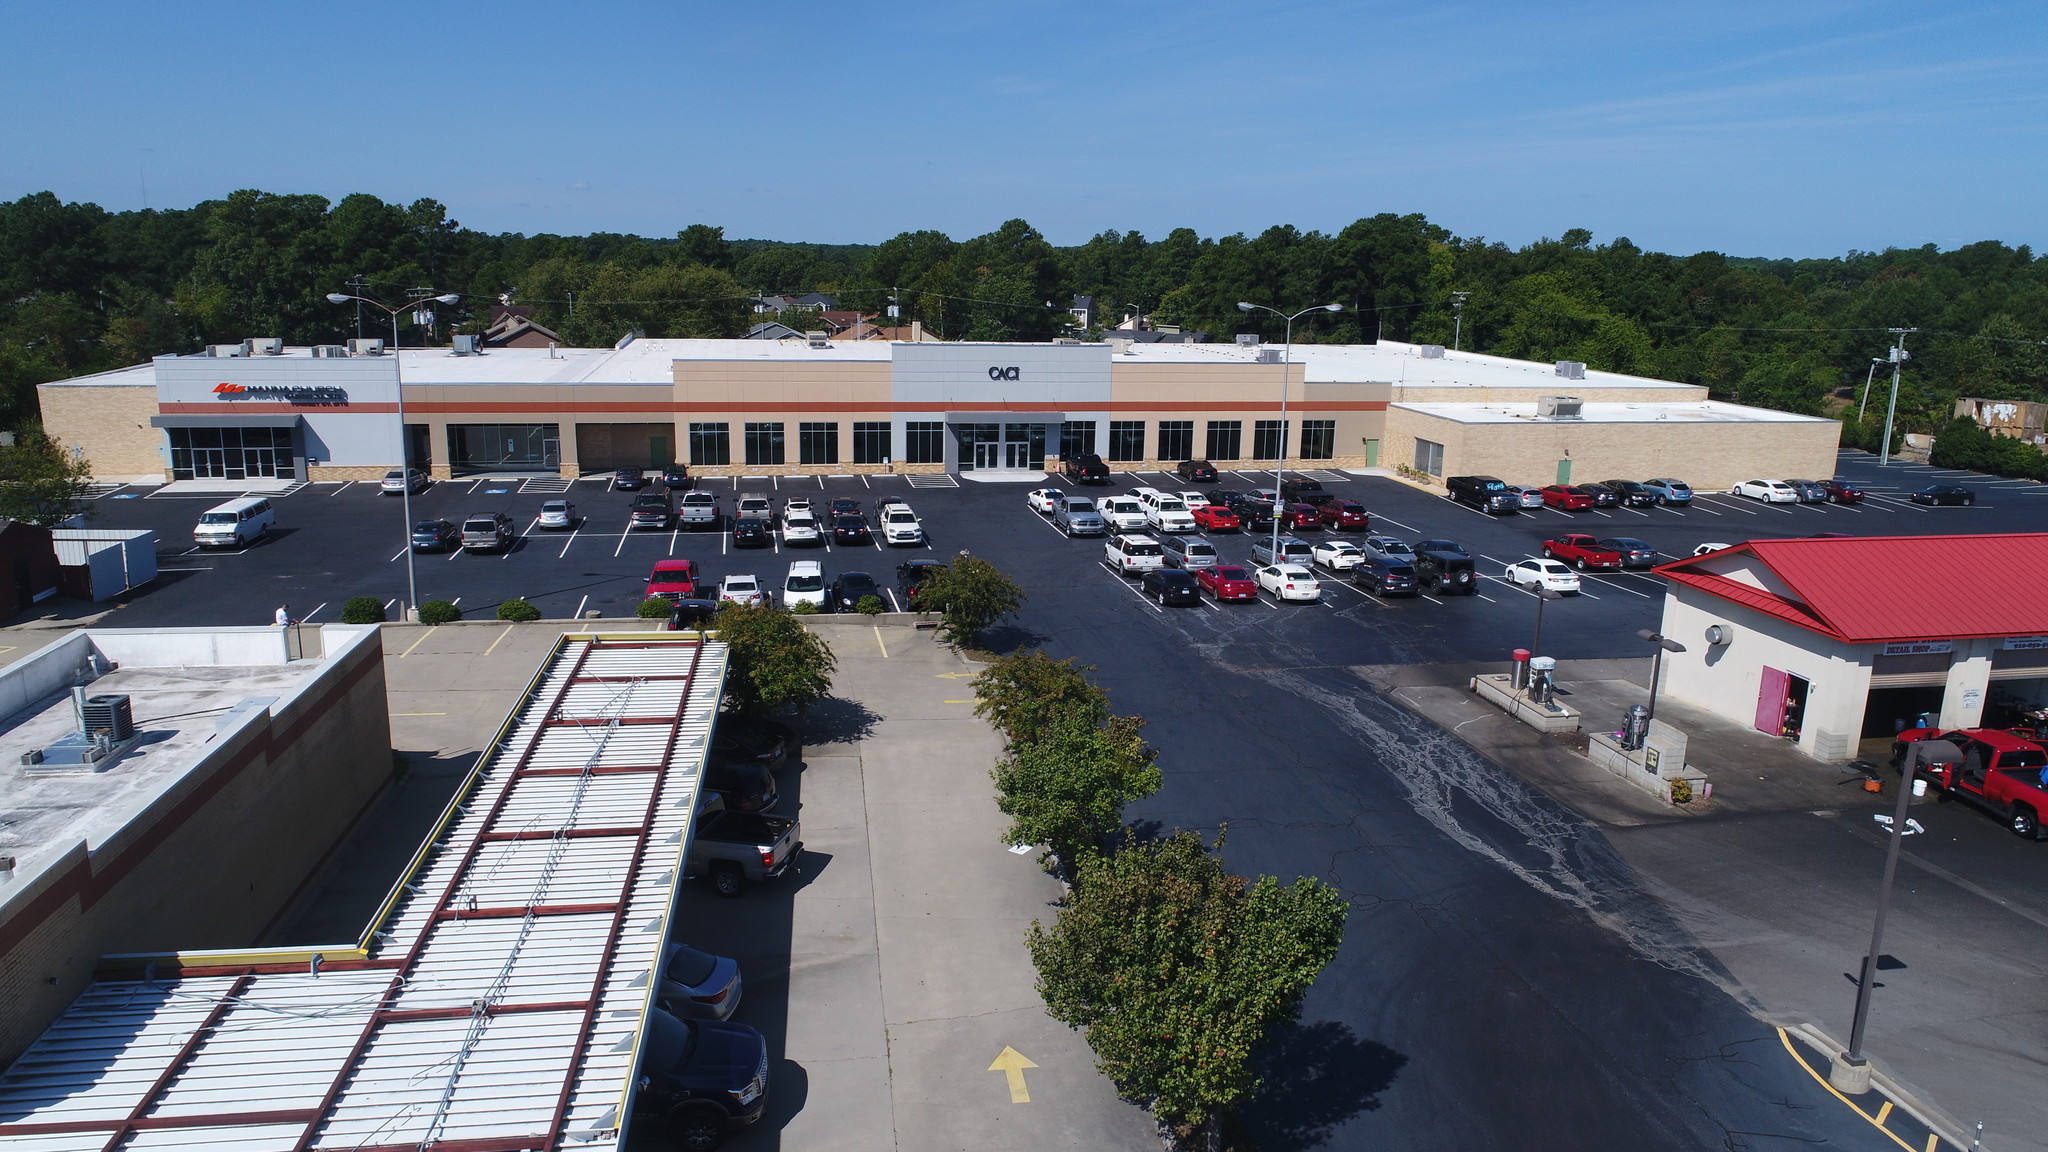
[39, 336, 1840, 485]
[1652, 535, 2048, 761]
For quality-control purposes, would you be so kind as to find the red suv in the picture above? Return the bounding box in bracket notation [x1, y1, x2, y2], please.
[1320, 500, 1369, 530]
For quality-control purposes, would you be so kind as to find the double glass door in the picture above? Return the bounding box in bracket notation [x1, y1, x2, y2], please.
[959, 423, 1045, 470]
[167, 427, 295, 481]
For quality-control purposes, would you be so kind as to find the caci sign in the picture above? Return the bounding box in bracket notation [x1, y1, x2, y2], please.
[987, 366, 1021, 381]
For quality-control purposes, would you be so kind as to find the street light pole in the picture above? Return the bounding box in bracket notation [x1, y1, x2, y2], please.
[1450, 291, 1471, 352]
[1878, 328, 1915, 467]
[1237, 301, 1341, 562]
[1836, 751, 1922, 1091]
[1530, 586, 1563, 654]
[1857, 358, 1884, 422]
[326, 289, 460, 619]
[1635, 629, 1687, 725]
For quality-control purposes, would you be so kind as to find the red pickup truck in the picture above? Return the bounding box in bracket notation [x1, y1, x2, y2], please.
[1892, 727, 2048, 840]
[1541, 533, 1623, 571]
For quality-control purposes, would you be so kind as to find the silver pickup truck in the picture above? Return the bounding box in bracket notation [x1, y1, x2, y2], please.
[687, 792, 802, 897]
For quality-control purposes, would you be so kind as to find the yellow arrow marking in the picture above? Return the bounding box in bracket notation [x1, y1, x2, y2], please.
[933, 672, 978, 679]
[988, 1046, 1037, 1103]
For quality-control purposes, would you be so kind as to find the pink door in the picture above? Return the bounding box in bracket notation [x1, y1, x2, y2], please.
[1755, 666, 1790, 735]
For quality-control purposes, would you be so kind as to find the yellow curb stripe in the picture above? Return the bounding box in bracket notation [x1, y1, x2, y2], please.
[1774, 1028, 1927, 1152]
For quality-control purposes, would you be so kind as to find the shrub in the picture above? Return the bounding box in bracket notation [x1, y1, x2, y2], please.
[418, 600, 461, 624]
[340, 596, 387, 624]
[992, 713, 1158, 873]
[975, 649, 1109, 746]
[714, 602, 837, 718]
[637, 597, 674, 619]
[789, 600, 819, 614]
[916, 552, 1025, 647]
[855, 594, 885, 615]
[496, 599, 542, 622]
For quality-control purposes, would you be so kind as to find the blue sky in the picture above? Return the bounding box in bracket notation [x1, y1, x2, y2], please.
[3, 0, 2042, 257]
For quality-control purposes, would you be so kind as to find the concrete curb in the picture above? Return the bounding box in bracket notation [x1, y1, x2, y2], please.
[1777, 1018, 1969, 1148]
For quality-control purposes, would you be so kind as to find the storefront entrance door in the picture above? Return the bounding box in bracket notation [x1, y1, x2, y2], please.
[973, 441, 1002, 469]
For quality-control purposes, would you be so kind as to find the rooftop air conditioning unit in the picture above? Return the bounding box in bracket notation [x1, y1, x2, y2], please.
[1537, 395, 1584, 419]
[1255, 349, 1282, 364]
[1555, 360, 1587, 379]
[82, 694, 134, 741]
[1108, 338, 1135, 355]
[1418, 345, 1446, 359]
[248, 337, 283, 356]
[1052, 337, 1080, 345]
[311, 344, 349, 358]
[207, 344, 247, 358]
[1235, 334, 1261, 347]
[805, 331, 831, 349]
[451, 334, 480, 355]
[347, 338, 385, 356]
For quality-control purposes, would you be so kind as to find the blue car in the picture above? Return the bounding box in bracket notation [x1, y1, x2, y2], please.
[1641, 478, 1693, 504]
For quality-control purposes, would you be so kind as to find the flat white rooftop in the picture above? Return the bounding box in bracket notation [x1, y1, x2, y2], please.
[1390, 399, 1832, 425]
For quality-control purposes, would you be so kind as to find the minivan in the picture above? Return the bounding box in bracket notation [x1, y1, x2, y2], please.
[194, 497, 275, 549]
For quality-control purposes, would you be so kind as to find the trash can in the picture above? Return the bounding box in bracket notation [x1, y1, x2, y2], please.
[1510, 648, 1531, 691]
[1528, 656, 1556, 704]
[1621, 704, 1649, 750]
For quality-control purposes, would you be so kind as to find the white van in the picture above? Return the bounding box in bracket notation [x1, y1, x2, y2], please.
[194, 497, 275, 549]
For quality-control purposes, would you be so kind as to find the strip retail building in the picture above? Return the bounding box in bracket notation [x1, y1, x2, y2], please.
[40, 336, 1841, 487]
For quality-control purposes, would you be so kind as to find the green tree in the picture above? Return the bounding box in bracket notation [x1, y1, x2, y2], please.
[973, 649, 1109, 746]
[916, 552, 1024, 648]
[992, 712, 1159, 873]
[1028, 830, 1349, 1140]
[714, 602, 837, 718]
[0, 434, 92, 525]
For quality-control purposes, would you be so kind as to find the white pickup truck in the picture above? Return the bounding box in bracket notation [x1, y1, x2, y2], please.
[686, 793, 802, 897]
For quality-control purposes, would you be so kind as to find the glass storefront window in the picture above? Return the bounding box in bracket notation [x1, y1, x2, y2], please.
[689, 422, 731, 466]
[166, 426, 297, 481]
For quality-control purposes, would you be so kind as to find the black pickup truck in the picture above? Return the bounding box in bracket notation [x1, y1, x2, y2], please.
[1062, 453, 1110, 484]
[687, 793, 802, 897]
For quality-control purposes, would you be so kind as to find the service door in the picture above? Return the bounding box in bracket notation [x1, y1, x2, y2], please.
[1755, 666, 1790, 735]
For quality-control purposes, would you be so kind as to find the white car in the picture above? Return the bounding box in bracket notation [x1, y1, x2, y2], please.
[1256, 563, 1323, 602]
[1176, 490, 1211, 510]
[719, 574, 765, 607]
[380, 467, 429, 494]
[1143, 496, 1197, 534]
[881, 505, 924, 545]
[1504, 558, 1582, 593]
[1734, 479, 1798, 503]
[536, 500, 577, 530]
[1692, 542, 1734, 556]
[781, 511, 822, 545]
[1104, 533, 1166, 573]
[1099, 497, 1147, 531]
[1311, 540, 1364, 570]
[1027, 487, 1065, 514]
[782, 561, 827, 609]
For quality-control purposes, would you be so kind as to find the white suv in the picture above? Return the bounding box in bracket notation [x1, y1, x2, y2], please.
[1104, 534, 1166, 573]
[782, 510, 822, 545]
[881, 504, 924, 545]
[782, 561, 827, 608]
[1141, 494, 1197, 534]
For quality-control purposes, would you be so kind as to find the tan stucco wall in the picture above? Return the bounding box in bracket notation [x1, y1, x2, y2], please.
[1381, 408, 1842, 491]
[38, 384, 165, 481]
[1394, 383, 1707, 404]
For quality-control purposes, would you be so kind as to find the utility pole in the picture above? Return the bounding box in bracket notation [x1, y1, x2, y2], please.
[1451, 291, 1472, 352]
[1857, 358, 1884, 422]
[1878, 329, 1916, 467]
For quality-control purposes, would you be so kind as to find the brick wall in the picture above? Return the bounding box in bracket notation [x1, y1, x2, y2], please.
[37, 385, 165, 481]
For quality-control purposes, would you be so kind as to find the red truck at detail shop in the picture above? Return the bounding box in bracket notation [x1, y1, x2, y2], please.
[1892, 727, 2048, 840]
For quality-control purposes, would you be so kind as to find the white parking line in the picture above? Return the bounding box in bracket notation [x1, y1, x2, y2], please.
[613, 521, 631, 557]
[330, 482, 354, 496]
[501, 528, 523, 559]
[1371, 513, 1419, 532]
[861, 475, 871, 489]
[885, 588, 902, 612]
[1582, 574, 1653, 599]
[558, 527, 579, 557]
[574, 594, 589, 619]
[669, 528, 679, 556]
[1697, 496, 1759, 516]
[301, 601, 328, 621]
[1102, 565, 1166, 613]
[388, 546, 407, 562]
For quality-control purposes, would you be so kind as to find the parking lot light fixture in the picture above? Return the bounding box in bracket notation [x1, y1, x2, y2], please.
[324, 289, 464, 618]
[1529, 585, 1564, 655]
[1635, 628, 1687, 726]
[1236, 301, 1341, 559]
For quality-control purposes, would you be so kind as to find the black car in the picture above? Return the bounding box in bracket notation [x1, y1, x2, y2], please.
[633, 1007, 769, 1148]
[828, 571, 882, 612]
[731, 516, 771, 547]
[1411, 539, 1476, 595]
[1911, 484, 1976, 506]
[661, 464, 691, 489]
[714, 715, 791, 772]
[1204, 489, 1245, 510]
[614, 467, 647, 490]
[1139, 568, 1202, 606]
[410, 518, 459, 552]
[1598, 537, 1659, 568]
[667, 599, 719, 630]
[833, 515, 872, 546]
[1579, 482, 1621, 508]
[897, 559, 947, 607]
[1279, 477, 1326, 503]
[1176, 459, 1219, 483]
[705, 756, 779, 812]
[1598, 480, 1657, 507]
[829, 498, 862, 518]
[1356, 558, 1419, 597]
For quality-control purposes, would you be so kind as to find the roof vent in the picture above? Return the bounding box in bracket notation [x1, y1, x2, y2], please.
[1555, 360, 1587, 379]
[1255, 348, 1282, 364]
[613, 329, 640, 351]
[1418, 345, 1446, 359]
[1537, 395, 1584, 419]
[207, 344, 247, 358]
[311, 345, 349, 358]
[1235, 334, 1261, 347]
[451, 334, 480, 355]
[347, 338, 385, 356]
[248, 337, 283, 356]
[806, 331, 831, 349]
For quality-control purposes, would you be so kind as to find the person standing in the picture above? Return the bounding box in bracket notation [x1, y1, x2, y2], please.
[275, 605, 291, 627]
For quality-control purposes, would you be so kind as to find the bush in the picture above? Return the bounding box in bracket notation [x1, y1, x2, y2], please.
[418, 600, 461, 624]
[975, 649, 1110, 746]
[789, 600, 819, 614]
[916, 552, 1025, 647]
[340, 596, 386, 624]
[496, 599, 541, 622]
[855, 594, 885, 615]
[637, 597, 673, 619]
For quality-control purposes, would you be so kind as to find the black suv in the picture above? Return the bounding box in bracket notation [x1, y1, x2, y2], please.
[1062, 454, 1110, 484]
[1411, 539, 1477, 595]
[1175, 459, 1219, 483]
[633, 1007, 769, 1148]
[1446, 475, 1518, 514]
[1279, 477, 1326, 504]
[1139, 568, 1201, 605]
[1356, 558, 1419, 597]
[1220, 491, 1275, 526]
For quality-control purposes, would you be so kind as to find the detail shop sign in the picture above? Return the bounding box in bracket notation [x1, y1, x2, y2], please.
[213, 382, 349, 406]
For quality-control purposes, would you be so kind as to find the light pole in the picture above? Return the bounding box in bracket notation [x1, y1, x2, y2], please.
[1635, 628, 1687, 725]
[1237, 301, 1342, 561]
[1450, 291, 1471, 352]
[325, 288, 460, 619]
[1835, 746, 1928, 1092]
[1856, 357, 1885, 422]
[1878, 328, 1915, 467]
[1529, 585, 1564, 654]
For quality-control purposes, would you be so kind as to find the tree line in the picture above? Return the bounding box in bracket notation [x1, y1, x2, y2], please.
[6, 187, 2046, 439]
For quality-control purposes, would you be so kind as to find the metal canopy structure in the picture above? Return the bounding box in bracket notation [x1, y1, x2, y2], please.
[0, 634, 727, 1152]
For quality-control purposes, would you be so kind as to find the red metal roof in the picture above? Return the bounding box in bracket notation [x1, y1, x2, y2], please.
[1652, 533, 2048, 644]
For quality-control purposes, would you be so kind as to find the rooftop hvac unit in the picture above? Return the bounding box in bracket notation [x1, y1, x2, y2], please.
[207, 344, 247, 358]
[1555, 360, 1587, 379]
[82, 694, 134, 741]
[1256, 348, 1282, 364]
[452, 334, 480, 355]
[347, 338, 385, 356]
[1235, 333, 1261, 347]
[1052, 337, 1080, 345]
[805, 331, 831, 349]
[1108, 338, 1135, 355]
[1537, 395, 1584, 419]
[1418, 345, 1446, 359]
[248, 337, 283, 356]
[311, 345, 349, 358]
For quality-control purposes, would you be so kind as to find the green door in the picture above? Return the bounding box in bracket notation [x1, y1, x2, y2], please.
[1364, 439, 1380, 467]
[650, 436, 670, 467]
[1556, 458, 1572, 484]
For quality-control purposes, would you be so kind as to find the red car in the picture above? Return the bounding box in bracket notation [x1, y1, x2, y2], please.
[1321, 501, 1370, 530]
[1540, 485, 1596, 510]
[1280, 503, 1325, 531]
[1191, 503, 1241, 532]
[1541, 533, 1622, 571]
[1819, 479, 1865, 504]
[1196, 564, 1259, 602]
[645, 558, 700, 600]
